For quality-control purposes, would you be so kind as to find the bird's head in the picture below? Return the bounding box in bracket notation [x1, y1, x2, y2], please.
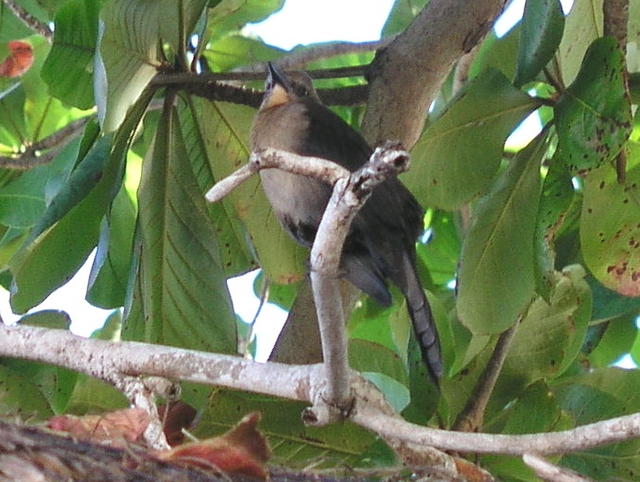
[260, 62, 319, 110]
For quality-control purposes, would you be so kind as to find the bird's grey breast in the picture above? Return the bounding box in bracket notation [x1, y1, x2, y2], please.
[252, 102, 331, 245]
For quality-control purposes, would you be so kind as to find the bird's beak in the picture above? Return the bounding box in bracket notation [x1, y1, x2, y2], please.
[262, 62, 292, 109]
[267, 62, 292, 92]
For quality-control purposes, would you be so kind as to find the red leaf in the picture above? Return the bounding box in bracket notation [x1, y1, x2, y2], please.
[157, 412, 270, 479]
[0, 41, 33, 78]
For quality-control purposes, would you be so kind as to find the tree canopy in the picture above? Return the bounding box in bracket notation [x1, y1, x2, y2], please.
[0, 0, 639, 479]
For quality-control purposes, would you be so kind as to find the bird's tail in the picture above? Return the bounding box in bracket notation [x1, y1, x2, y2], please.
[396, 253, 442, 383]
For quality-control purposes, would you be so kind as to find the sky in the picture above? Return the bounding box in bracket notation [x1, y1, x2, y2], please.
[1, 0, 596, 364]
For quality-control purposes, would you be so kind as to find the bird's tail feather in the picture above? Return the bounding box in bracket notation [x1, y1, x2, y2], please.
[396, 254, 442, 383]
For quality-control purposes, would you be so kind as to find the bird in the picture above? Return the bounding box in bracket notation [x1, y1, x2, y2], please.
[251, 62, 442, 382]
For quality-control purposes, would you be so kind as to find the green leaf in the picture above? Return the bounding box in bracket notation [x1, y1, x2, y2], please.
[408, 69, 539, 210]
[381, 0, 428, 37]
[8, 91, 152, 313]
[86, 184, 136, 308]
[457, 134, 544, 334]
[41, 0, 99, 109]
[555, 37, 632, 174]
[96, 0, 209, 131]
[189, 98, 305, 284]
[534, 157, 574, 300]
[0, 136, 80, 229]
[195, 390, 377, 470]
[503, 265, 592, 381]
[580, 141, 640, 297]
[0, 83, 26, 148]
[417, 211, 460, 286]
[556, 0, 603, 85]
[21, 36, 88, 142]
[206, 0, 284, 42]
[128, 102, 236, 353]
[589, 276, 640, 321]
[469, 24, 520, 82]
[65, 374, 129, 414]
[349, 339, 408, 388]
[554, 369, 640, 480]
[0, 364, 54, 419]
[178, 96, 255, 276]
[0, 4, 32, 41]
[29, 129, 109, 240]
[204, 35, 283, 72]
[514, 0, 565, 86]
[588, 314, 638, 367]
[5, 309, 78, 414]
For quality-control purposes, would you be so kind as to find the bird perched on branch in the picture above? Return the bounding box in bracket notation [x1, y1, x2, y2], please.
[251, 62, 442, 381]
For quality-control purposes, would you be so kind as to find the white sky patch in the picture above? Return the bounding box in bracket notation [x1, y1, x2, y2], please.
[227, 270, 288, 362]
[0, 250, 113, 336]
[244, 0, 395, 49]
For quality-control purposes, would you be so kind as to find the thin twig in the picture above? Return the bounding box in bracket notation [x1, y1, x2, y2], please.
[453, 317, 521, 432]
[0, 116, 91, 170]
[522, 453, 592, 482]
[2, 0, 53, 40]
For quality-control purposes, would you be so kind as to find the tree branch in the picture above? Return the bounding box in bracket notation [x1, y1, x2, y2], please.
[0, 116, 90, 170]
[2, 323, 640, 457]
[453, 319, 520, 432]
[361, 0, 507, 147]
[154, 71, 369, 108]
[1, 0, 53, 40]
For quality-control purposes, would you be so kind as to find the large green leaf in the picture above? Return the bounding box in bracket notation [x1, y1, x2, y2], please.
[8, 90, 152, 313]
[0, 4, 32, 41]
[21, 36, 88, 142]
[178, 95, 255, 276]
[195, 390, 378, 470]
[0, 84, 26, 148]
[0, 364, 53, 420]
[580, 141, 640, 297]
[514, 0, 565, 86]
[556, 0, 603, 85]
[534, 157, 574, 300]
[588, 314, 638, 367]
[41, 0, 99, 109]
[553, 369, 640, 480]
[502, 265, 592, 381]
[96, 0, 207, 132]
[555, 37, 632, 174]
[408, 69, 538, 210]
[0, 135, 80, 230]
[468, 24, 520, 83]
[86, 184, 136, 308]
[204, 35, 283, 72]
[190, 98, 306, 284]
[206, 0, 284, 42]
[129, 102, 236, 353]
[457, 134, 544, 334]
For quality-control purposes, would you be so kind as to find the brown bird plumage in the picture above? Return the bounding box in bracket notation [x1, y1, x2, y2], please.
[251, 62, 442, 381]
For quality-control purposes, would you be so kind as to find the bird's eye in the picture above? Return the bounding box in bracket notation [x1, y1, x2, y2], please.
[295, 84, 309, 97]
